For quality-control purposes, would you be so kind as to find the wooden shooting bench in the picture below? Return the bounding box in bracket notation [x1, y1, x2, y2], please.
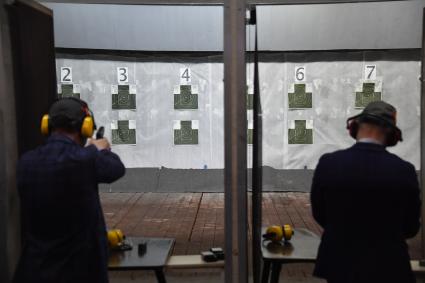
[108, 237, 175, 283]
[261, 229, 425, 283]
[108, 236, 423, 282]
[261, 228, 320, 283]
[108, 236, 225, 282]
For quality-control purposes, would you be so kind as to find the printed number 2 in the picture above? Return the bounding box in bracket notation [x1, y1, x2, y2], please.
[180, 68, 191, 84]
[295, 66, 306, 82]
[117, 67, 128, 83]
[61, 67, 72, 83]
[365, 65, 376, 80]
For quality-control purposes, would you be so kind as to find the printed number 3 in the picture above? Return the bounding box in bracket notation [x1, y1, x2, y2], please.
[119, 68, 127, 82]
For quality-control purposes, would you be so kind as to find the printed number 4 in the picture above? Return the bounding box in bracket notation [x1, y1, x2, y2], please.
[182, 68, 190, 82]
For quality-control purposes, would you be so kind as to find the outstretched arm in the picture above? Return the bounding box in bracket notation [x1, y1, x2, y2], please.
[88, 138, 126, 184]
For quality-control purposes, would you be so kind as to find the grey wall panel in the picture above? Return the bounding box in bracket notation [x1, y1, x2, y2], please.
[43, 3, 224, 51]
[99, 167, 160, 192]
[44, 1, 425, 51]
[101, 168, 421, 192]
[98, 168, 314, 192]
[38, 0, 419, 4]
[257, 0, 425, 51]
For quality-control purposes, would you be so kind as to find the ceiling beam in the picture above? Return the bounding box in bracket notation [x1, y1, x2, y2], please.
[39, 0, 411, 6]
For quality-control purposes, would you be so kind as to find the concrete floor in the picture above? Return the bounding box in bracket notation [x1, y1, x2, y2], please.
[101, 192, 421, 259]
[103, 192, 422, 283]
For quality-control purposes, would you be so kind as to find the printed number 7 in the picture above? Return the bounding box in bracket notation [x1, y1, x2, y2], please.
[366, 65, 375, 80]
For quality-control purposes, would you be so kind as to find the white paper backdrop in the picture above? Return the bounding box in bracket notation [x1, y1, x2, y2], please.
[56, 50, 421, 169]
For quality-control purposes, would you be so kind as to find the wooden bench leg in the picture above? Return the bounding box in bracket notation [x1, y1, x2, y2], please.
[261, 259, 271, 283]
[154, 268, 167, 283]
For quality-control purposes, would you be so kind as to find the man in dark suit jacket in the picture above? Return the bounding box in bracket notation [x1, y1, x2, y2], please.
[13, 98, 125, 283]
[311, 101, 421, 283]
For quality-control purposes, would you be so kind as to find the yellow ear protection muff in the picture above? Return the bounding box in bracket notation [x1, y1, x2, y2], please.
[41, 98, 96, 138]
[80, 106, 95, 138]
[107, 229, 132, 251]
[41, 114, 50, 136]
[107, 229, 125, 249]
[263, 224, 294, 243]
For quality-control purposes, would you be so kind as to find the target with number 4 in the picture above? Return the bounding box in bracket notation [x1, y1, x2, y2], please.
[174, 120, 199, 145]
[174, 85, 198, 110]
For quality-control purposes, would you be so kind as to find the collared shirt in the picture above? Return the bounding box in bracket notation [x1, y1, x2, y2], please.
[357, 137, 383, 145]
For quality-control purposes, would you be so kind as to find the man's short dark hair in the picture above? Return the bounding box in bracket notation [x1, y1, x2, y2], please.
[49, 98, 89, 133]
[357, 115, 391, 130]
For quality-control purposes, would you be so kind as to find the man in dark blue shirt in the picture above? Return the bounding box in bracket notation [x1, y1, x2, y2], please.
[13, 98, 125, 283]
[311, 101, 421, 283]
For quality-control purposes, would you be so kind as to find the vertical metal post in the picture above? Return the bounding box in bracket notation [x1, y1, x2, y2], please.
[246, 6, 263, 282]
[224, 0, 248, 280]
[0, 111, 7, 282]
[421, 7, 425, 259]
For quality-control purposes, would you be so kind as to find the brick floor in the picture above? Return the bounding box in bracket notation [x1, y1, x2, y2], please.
[101, 192, 422, 260]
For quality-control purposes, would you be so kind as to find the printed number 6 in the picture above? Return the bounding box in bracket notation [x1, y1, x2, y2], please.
[296, 67, 305, 81]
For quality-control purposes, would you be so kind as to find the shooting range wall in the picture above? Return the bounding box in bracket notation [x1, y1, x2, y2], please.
[47, 0, 424, 192]
[55, 49, 421, 192]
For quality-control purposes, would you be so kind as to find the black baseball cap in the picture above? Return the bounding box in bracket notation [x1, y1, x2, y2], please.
[347, 100, 402, 141]
[49, 98, 93, 130]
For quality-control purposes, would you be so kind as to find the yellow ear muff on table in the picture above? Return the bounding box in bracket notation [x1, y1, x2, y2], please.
[264, 224, 294, 243]
[41, 114, 50, 136]
[282, 224, 294, 242]
[81, 116, 94, 138]
[107, 229, 125, 249]
[265, 225, 284, 243]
